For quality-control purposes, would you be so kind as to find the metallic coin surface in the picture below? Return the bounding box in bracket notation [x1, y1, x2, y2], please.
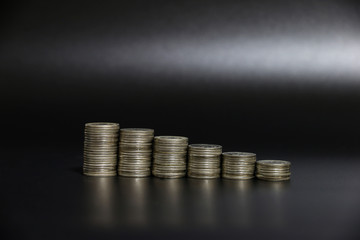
[152, 136, 188, 178]
[187, 144, 222, 179]
[256, 160, 291, 181]
[118, 128, 154, 177]
[83, 122, 120, 177]
[221, 151, 256, 180]
[257, 160, 291, 166]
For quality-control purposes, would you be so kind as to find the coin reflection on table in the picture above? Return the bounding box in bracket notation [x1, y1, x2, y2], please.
[152, 178, 185, 226]
[83, 177, 117, 228]
[187, 178, 220, 226]
[222, 179, 255, 227]
[117, 177, 150, 226]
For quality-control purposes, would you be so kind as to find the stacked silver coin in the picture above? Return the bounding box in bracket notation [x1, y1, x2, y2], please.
[83, 122, 120, 176]
[152, 136, 188, 178]
[256, 160, 291, 181]
[188, 144, 222, 179]
[222, 152, 256, 180]
[118, 128, 154, 177]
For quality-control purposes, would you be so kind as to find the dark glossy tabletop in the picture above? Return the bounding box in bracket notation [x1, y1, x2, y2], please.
[2, 1, 360, 239]
[1, 149, 360, 240]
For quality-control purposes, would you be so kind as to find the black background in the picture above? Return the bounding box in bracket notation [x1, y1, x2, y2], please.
[1, 1, 360, 239]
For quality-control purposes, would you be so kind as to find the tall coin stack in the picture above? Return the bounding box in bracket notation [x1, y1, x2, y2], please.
[188, 144, 222, 179]
[222, 152, 256, 180]
[256, 160, 291, 181]
[118, 128, 154, 177]
[152, 136, 188, 178]
[83, 122, 120, 176]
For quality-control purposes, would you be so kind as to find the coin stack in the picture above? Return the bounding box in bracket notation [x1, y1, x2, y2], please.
[222, 152, 256, 180]
[256, 160, 291, 181]
[188, 144, 222, 179]
[83, 122, 120, 176]
[152, 136, 188, 178]
[118, 128, 154, 177]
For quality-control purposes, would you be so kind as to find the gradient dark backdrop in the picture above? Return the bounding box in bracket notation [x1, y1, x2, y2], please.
[1, 1, 360, 239]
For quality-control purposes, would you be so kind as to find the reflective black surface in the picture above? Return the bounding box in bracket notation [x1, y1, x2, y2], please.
[2, 0, 360, 239]
[1, 149, 360, 239]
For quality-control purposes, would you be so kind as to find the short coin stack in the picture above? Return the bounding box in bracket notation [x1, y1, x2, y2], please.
[118, 128, 154, 177]
[188, 144, 222, 179]
[256, 160, 291, 181]
[152, 136, 188, 178]
[83, 122, 120, 176]
[222, 152, 256, 180]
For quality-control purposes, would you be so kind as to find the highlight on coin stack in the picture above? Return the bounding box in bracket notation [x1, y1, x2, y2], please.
[83, 122, 120, 176]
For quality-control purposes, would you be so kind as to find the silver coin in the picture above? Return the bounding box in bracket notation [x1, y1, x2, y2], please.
[85, 122, 119, 127]
[152, 172, 186, 179]
[83, 172, 117, 177]
[118, 172, 151, 177]
[152, 135, 188, 179]
[120, 128, 154, 134]
[223, 152, 256, 157]
[221, 152, 257, 179]
[117, 128, 154, 177]
[154, 136, 188, 142]
[187, 172, 220, 179]
[257, 160, 291, 167]
[255, 159, 291, 181]
[222, 173, 254, 180]
[256, 174, 291, 181]
[187, 144, 222, 178]
[189, 144, 222, 149]
[83, 122, 120, 176]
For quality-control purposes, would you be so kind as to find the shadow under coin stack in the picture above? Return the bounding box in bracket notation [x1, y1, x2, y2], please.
[118, 128, 154, 177]
[188, 144, 222, 179]
[256, 160, 291, 181]
[152, 136, 188, 178]
[222, 152, 256, 180]
[83, 122, 120, 176]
